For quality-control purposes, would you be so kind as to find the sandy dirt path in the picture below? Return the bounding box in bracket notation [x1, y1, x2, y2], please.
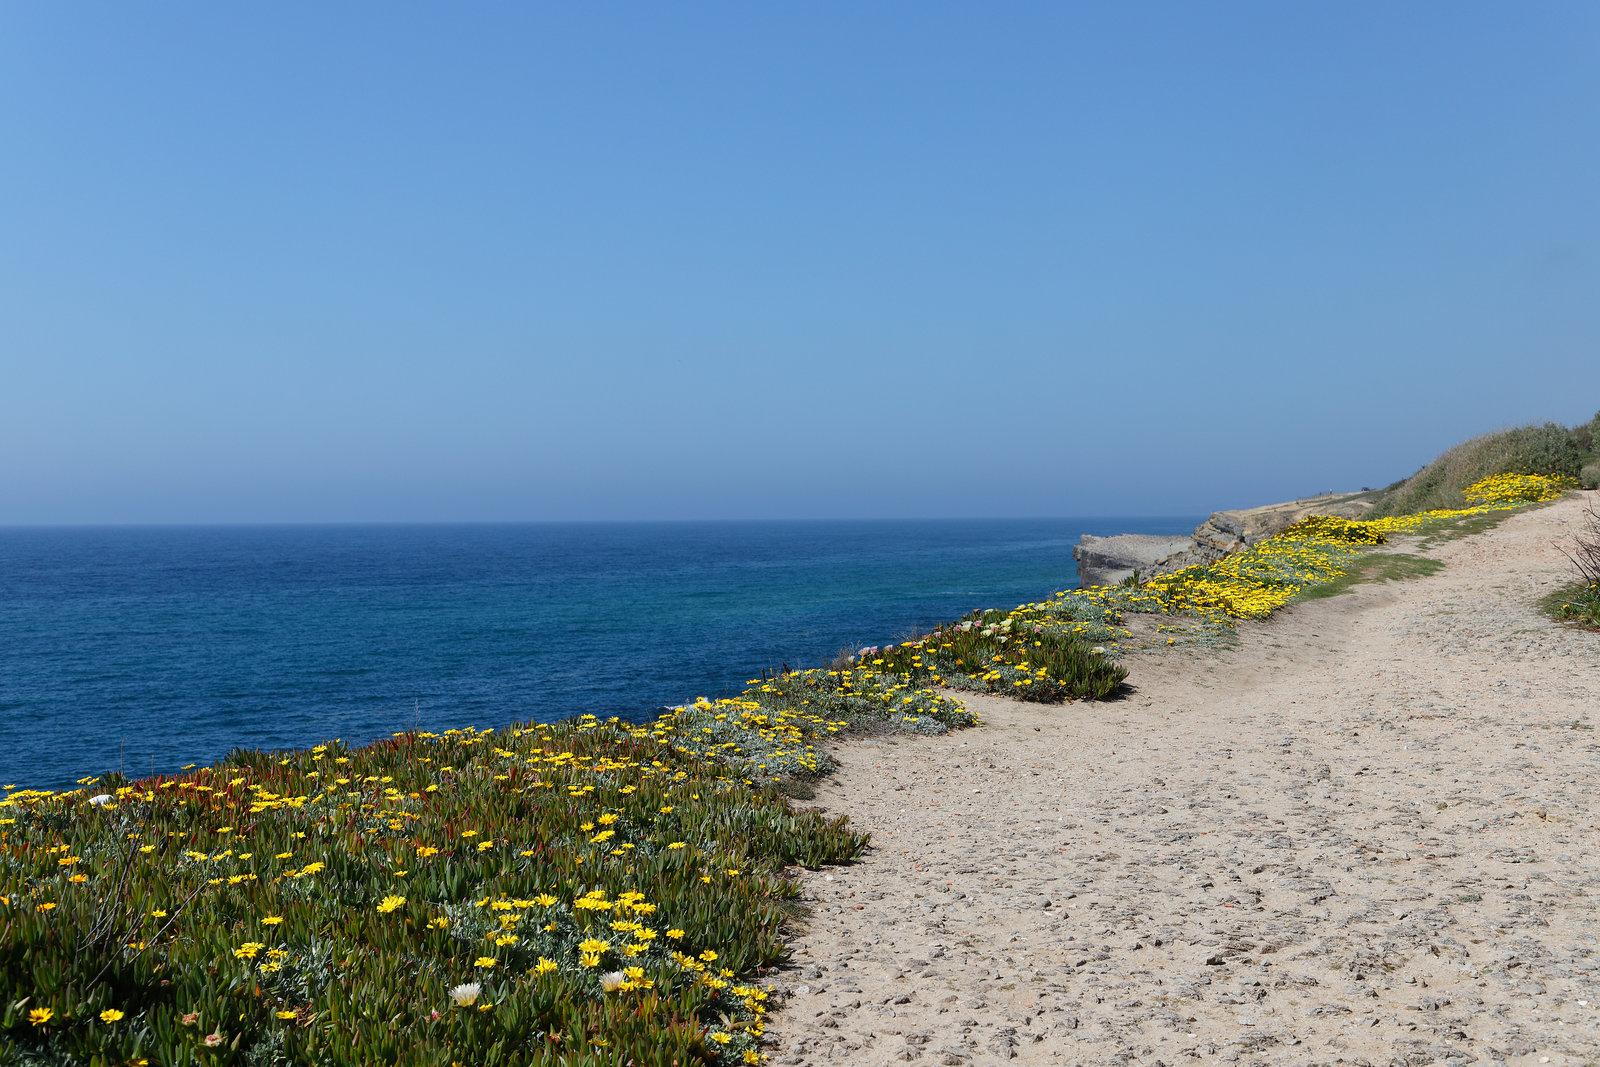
[766, 492, 1600, 1067]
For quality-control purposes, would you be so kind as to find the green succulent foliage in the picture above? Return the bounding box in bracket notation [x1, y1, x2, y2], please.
[862, 610, 1128, 701]
[0, 717, 868, 1067]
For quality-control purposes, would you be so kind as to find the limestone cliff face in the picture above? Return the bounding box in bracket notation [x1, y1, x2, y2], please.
[1188, 493, 1374, 559]
[1072, 492, 1375, 590]
[1071, 534, 1194, 590]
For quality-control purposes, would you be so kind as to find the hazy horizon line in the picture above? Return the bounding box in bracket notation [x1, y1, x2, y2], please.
[0, 513, 1213, 530]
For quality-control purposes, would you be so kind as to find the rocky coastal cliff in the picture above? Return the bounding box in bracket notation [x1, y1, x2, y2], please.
[1073, 492, 1375, 588]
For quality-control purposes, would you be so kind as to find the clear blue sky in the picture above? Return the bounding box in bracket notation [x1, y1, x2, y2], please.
[3, 4, 1597, 522]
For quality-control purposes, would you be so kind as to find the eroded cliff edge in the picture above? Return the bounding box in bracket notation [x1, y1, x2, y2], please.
[1073, 491, 1375, 588]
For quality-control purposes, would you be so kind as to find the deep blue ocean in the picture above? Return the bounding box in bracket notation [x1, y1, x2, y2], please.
[0, 519, 1196, 790]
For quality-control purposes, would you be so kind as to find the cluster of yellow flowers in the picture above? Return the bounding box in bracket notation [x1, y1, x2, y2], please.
[648, 696, 838, 779]
[1460, 472, 1574, 506]
[1011, 472, 1576, 644]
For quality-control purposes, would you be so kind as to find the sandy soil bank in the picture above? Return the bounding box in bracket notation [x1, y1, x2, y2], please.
[767, 492, 1600, 1067]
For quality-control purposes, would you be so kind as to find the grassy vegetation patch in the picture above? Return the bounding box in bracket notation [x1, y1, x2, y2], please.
[1542, 581, 1600, 631]
[1296, 552, 1445, 601]
[1414, 508, 1520, 546]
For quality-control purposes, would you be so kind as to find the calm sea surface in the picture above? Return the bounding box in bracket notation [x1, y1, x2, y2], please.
[0, 519, 1196, 790]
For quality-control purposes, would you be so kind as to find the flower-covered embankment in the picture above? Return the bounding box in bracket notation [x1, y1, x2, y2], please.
[972, 472, 1576, 652]
[1, 716, 867, 1066]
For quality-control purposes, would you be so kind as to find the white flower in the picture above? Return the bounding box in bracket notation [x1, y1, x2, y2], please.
[598, 971, 625, 992]
[449, 983, 481, 1007]
[88, 794, 112, 806]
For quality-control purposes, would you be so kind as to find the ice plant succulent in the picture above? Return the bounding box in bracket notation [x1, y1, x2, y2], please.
[0, 719, 851, 1067]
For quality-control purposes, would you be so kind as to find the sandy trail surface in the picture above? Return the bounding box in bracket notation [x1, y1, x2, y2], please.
[767, 493, 1600, 1067]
